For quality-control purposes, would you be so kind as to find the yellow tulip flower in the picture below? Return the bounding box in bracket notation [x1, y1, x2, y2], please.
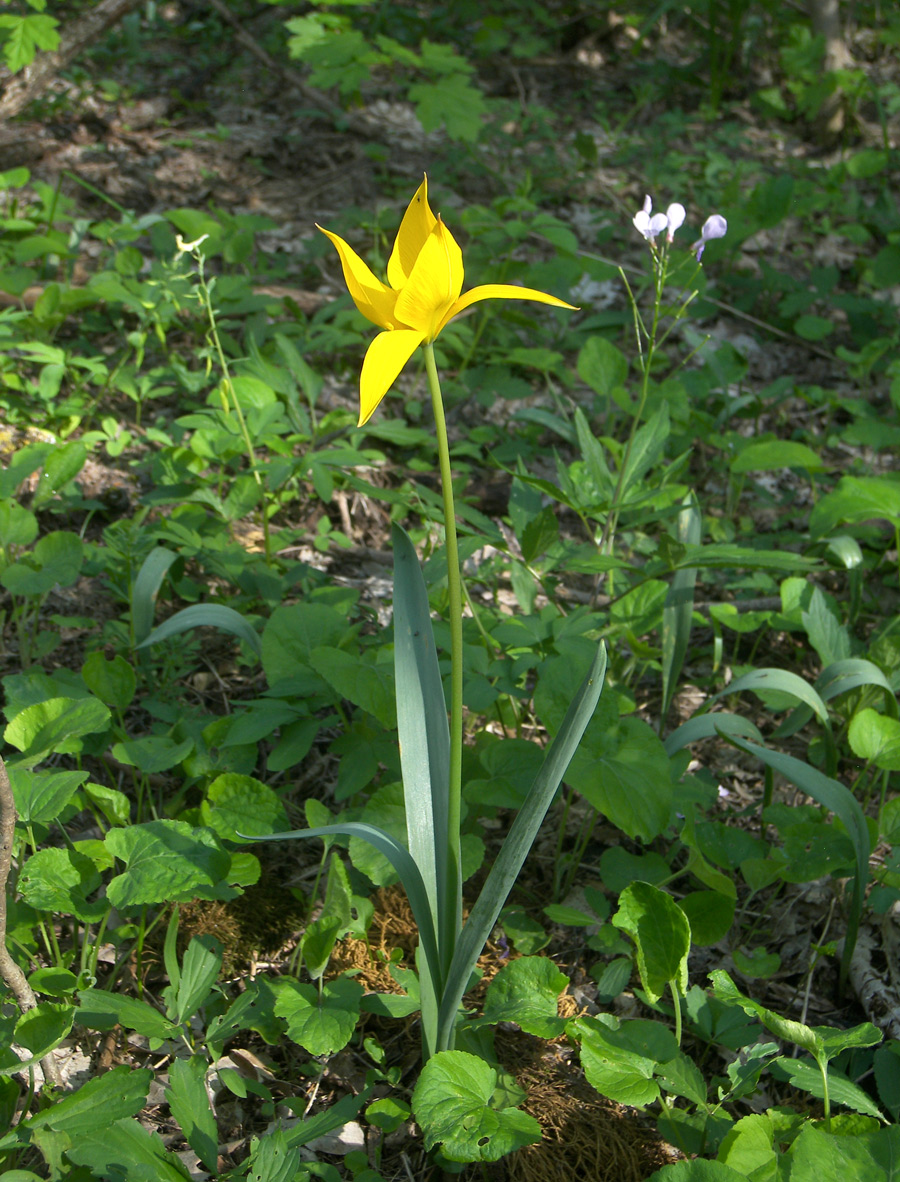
[318, 176, 577, 426]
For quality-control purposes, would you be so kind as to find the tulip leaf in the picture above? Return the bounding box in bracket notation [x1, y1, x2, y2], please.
[437, 642, 606, 1049]
[392, 524, 454, 970]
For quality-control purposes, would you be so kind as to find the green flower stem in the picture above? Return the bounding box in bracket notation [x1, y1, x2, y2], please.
[191, 249, 272, 566]
[423, 342, 463, 952]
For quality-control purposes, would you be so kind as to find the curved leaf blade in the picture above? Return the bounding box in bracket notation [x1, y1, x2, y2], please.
[138, 603, 262, 656]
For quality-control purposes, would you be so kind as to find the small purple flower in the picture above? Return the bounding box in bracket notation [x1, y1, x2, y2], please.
[665, 203, 686, 243]
[691, 214, 727, 261]
[633, 195, 668, 243]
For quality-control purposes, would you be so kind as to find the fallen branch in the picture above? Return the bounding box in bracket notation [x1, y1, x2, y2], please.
[0, 755, 63, 1089]
[0, 0, 142, 120]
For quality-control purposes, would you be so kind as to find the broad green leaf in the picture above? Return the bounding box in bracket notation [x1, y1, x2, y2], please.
[0, 13, 60, 73]
[732, 946, 781, 978]
[571, 1015, 660, 1107]
[12, 1002, 73, 1064]
[409, 72, 487, 142]
[81, 651, 137, 710]
[710, 970, 821, 1055]
[283, 1085, 373, 1149]
[621, 404, 670, 497]
[33, 441, 87, 507]
[568, 715, 672, 843]
[60, 1116, 191, 1182]
[577, 337, 629, 401]
[170, 936, 222, 1025]
[476, 956, 569, 1038]
[112, 732, 194, 773]
[613, 882, 691, 1003]
[274, 976, 363, 1055]
[437, 644, 606, 1049]
[139, 603, 261, 656]
[206, 978, 283, 1054]
[105, 821, 232, 909]
[201, 773, 288, 841]
[261, 602, 348, 687]
[19, 848, 107, 923]
[1, 530, 82, 596]
[656, 1050, 707, 1105]
[678, 891, 736, 946]
[0, 1066, 151, 1149]
[4, 696, 110, 767]
[599, 847, 672, 892]
[787, 1123, 900, 1179]
[75, 988, 181, 1041]
[84, 781, 131, 827]
[244, 1127, 303, 1182]
[874, 1043, 900, 1122]
[301, 916, 343, 981]
[849, 708, 900, 771]
[412, 1050, 541, 1162]
[646, 1163, 747, 1182]
[802, 586, 851, 666]
[731, 440, 824, 473]
[310, 644, 395, 727]
[0, 497, 38, 546]
[810, 475, 900, 539]
[7, 766, 85, 824]
[351, 781, 407, 886]
[166, 1056, 218, 1172]
[773, 1057, 885, 1121]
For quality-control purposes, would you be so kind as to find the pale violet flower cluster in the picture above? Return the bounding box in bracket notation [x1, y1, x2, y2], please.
[633, 195, 727, 261]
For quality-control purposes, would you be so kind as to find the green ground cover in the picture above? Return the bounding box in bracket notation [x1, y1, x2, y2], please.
[1, 1, 900, 1178]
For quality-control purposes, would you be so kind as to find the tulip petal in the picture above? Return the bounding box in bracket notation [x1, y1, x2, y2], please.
[394, 219, 464, 339]
[359, 329, 425, 426]
[436, 284, 577, 336]
[317, 225, 398, 330]
[387, 175, 438, 289]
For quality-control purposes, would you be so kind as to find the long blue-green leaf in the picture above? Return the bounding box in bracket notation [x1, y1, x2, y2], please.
[244, 822, 441, 1009]
[661, 493, 702, 721]
[132, 547, 178, 645]
[392, 525, 453, 967]
[778, 657, 899, 740]
[664, 712, 763, 756]
[817, 658, 898, 719]
[725, 736, 869, 987]
[713, 667, 830, 726]
[137, 603, 262, 656]
[437, 643, 607, 1049]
